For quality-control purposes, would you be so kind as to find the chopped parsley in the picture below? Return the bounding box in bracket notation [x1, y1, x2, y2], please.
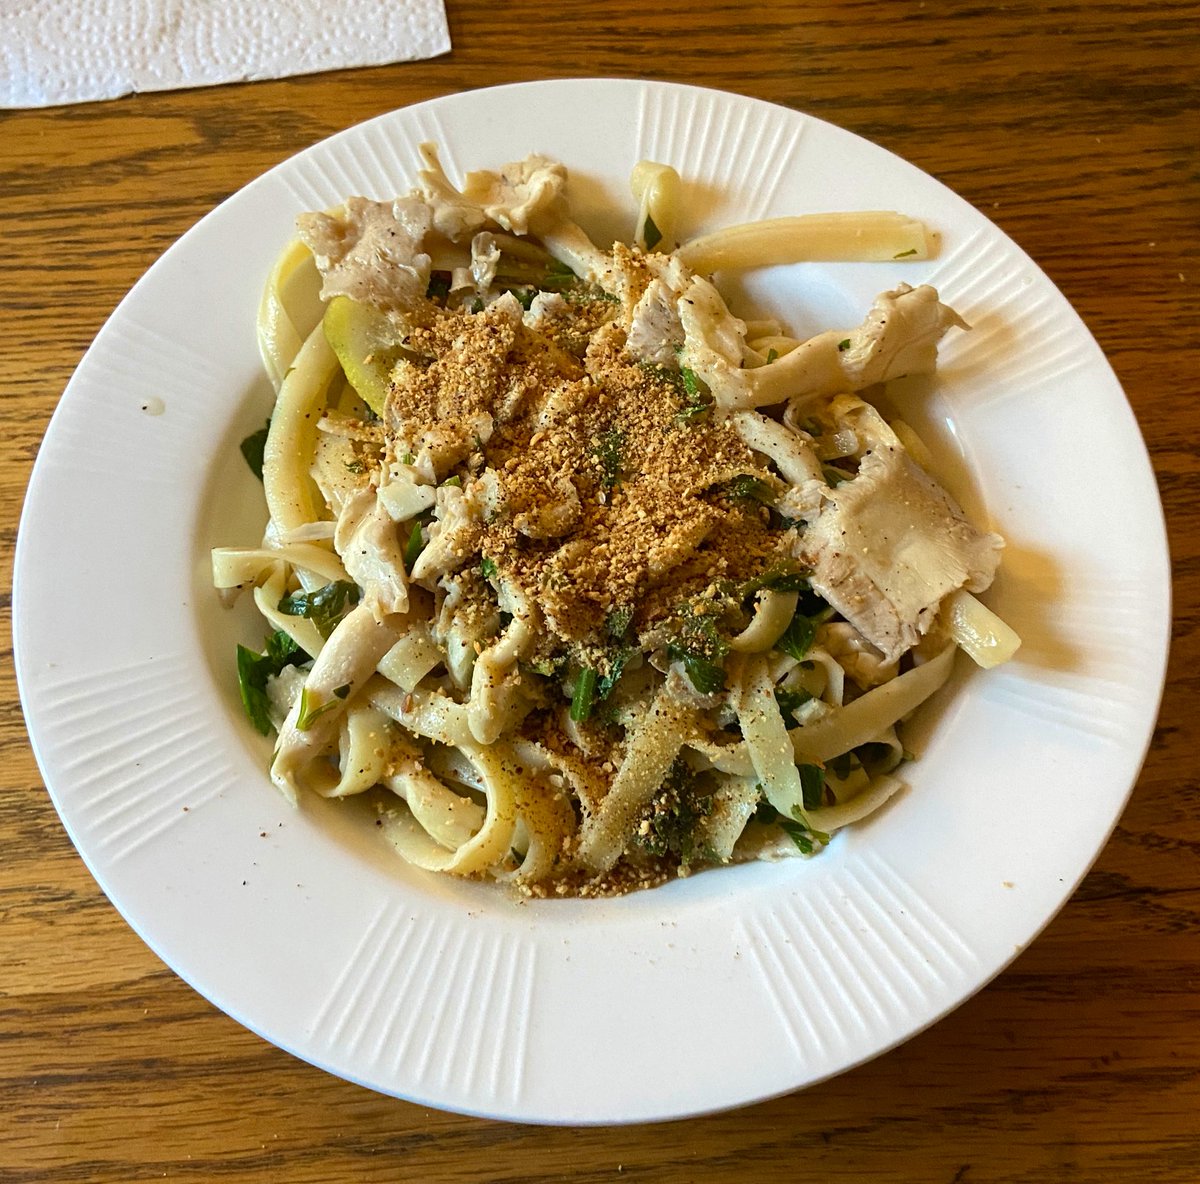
[893, 248, 918, 259]
[726, 474, 776, 505]
[775, 611, 819, 661]
[277, 580, 361, 639]
[773, 587, 831, 662]
[667, 644, 726, 695]
[480, 555, 498, 582]
[837, 338, 852, 352]
[634, 758, 714, 864]
[668, 608, 729, 694]
[799, 763, 825, 811]
[545, 259, 578, 283]
[605, 605, 633, 639]
[239, 419, 270, 480]
[741, 561, 812, 598]
[526, 654, 568, 679]
[642, 213, 663, 251]
[754, 800, 829, 854]
[677, 366, 712, 424]
[775, 685, 813, 723]
[295, 683, 351, 731]
[569, 666, 598, 722]
[236, 629, 308, 736]
[594, 428, 626, 491]
[597, 647, 633, 699]
[570, 643, 633, 721]
[779, 815, 829, 854]
[403, 514, 431, 570]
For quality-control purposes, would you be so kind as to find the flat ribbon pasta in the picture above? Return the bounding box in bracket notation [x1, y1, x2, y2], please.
[218, 148, 1020, 895]
[378, 741, 520, 875]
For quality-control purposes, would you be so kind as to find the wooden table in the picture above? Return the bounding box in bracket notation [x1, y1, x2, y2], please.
[3, 2, 1197, 1179]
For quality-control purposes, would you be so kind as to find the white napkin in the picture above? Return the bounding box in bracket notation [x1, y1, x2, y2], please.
[1, 0, 451, 108]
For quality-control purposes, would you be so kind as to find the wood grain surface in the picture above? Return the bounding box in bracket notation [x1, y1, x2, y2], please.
[3, 1, 1198, 1180]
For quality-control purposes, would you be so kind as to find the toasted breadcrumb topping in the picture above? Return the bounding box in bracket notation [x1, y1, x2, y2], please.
[386, 290, 788, 668]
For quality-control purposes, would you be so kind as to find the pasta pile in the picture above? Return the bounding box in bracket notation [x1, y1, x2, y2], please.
[213, 147, 1020, 895]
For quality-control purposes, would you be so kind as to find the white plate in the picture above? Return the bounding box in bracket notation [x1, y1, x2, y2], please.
[14, 80, 1170, 1124]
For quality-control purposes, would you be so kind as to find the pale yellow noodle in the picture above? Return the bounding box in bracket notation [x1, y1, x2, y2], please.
[790, 645, 957, 766]
[677, 212, 933, 272]
[945, 589, 1022, 668]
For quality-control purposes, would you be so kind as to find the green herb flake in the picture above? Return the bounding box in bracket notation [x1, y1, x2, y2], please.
[668, 644, 726, 695]
[775, 686, 813, 723]
[597, 647, 633, 700]
[798, 763, 825, 811]
[594, 429, 626, 491]
[893, 248, 918, 259]
[766, 348, 779, 364]
[236, 630, 308, 736]
[775, 611, 818, 661]
[239, 419, 271, 481]
[675, 366, 713, 425]
[773, 594, 835, 662]
[277, 580, 362, 639]
[634, 758, 714, 864]
[677, 402, 710, 426]
[742, 561, 811, 598]
[780, 816, 830, 854]
[643, 214, 663, 251]
[569, 666, 598, 722]
[667, 607, 730, 695]
[754, 800, 828, 854]
[726, 474, 776, 505]
[480, 556, 498, 581]
[295, 685, 341, 731]
[264, 628, 301, 667]
[526, 655, 567, 679]
[605, 605, 633, 639]
[236, 645, 275, 736]
[403, 517, 428, 570]
[837, 338, 852, 352]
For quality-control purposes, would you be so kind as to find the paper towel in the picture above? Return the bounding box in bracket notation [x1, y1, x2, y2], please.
[1, 0, 451, 108]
